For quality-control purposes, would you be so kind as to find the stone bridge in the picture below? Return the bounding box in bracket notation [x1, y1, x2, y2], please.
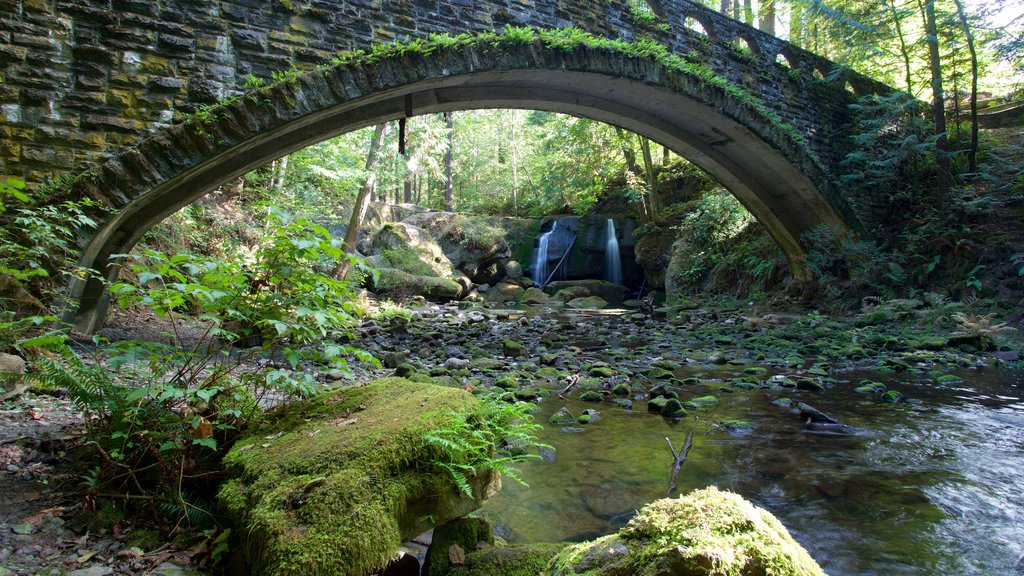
[0, 0, 893, 331]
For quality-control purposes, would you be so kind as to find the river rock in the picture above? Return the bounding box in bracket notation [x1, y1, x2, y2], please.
[522, 287, 551, 305]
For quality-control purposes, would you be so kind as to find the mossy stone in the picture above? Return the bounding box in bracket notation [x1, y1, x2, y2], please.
[881, 390, 904, 403]
[936, 374, 964, 384]
[423, 517, 494, 576]
[502, 340, 526, 357]
[449, 543, 564, 576]
[470, 358, 505, 371]
[550, 487, 825, 575]
[580, 390, 604, 402]
[661, 398, 687, 418]
[219, 378, 497, 576]
[611, 383, 631, 396]
[647, 367, 674, 380]
[588, 366, 615, 378]
[647, 396, 669, 413]
[550, 407, 576, 426]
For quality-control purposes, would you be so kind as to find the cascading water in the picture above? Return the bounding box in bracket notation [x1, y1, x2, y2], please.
[533, 219, 558, 287]
[605, 218, 622, 285]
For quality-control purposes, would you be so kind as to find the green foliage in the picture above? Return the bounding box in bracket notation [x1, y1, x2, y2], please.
[0, 179, 99, 297]
[423, 391, 546, 497]
[25, 211, 372, 525]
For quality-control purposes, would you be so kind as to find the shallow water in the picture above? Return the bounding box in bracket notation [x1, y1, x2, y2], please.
[482, 344, 1024, 575]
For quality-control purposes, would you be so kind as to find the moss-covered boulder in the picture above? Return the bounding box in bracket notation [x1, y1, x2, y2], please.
[370, 222, 456, 278]
[218, 379, 500, 576]
[372, 267, 464, 301]
[550, 487, 825, 576]
[545, 280, 630, 306]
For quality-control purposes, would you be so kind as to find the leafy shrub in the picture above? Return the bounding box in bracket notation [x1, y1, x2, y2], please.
[26, 210, 373, 524]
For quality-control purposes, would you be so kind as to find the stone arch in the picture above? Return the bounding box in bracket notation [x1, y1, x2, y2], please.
[63, 39, 857, 332]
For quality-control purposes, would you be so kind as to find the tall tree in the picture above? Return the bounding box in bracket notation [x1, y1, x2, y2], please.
[951, 0, 979, 173]
[760, 0, 776, 35]
[332, 123, 388, 280]
[443, 112, 454, 212]
[919, 0, 952, 205]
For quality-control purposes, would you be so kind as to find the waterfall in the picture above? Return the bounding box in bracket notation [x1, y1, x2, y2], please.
[605, 218, 622, 285]
[533, 219, 558, 287]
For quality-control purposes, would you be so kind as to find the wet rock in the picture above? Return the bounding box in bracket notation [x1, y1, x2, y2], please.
[853, 380, 886, 394]
[647, 396, 668, 414]
[579, 391, 603, 402]
[522, 287, 550, 305]
[661, 398, 686, 418]
[880, 390, 904, 403]
[772, 397, 794, 408]
[797, 402, 838, 424]
[505, 261, 523, 280]
[67, 568, 114, 576]
[611, 383, 630, 396]
[588, 366, 615, 378]
[796, 379, 825, 392]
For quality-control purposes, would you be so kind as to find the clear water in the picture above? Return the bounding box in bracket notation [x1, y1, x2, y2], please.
[483, 357, 1024, 575]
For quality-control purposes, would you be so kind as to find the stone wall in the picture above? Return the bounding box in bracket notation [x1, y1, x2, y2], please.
[0, 0, 887, 185]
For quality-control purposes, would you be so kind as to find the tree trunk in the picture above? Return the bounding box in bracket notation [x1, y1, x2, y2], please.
[919, 0, 952, 205]
[743, 0, 753, 26]
[638, 135, 659, 220]
[760, 0, 775, 34]
[720, 0, 729, 13]
[883, 0, 914, 94]
[952, 0, 979, 173]
[273, 155, 288, 195]
[444, 111, 454, 212]
[732, 0, 741, 20]
[332, 123, 388, 280]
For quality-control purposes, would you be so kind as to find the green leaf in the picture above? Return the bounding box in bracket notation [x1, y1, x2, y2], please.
[193, 437, 218, 450]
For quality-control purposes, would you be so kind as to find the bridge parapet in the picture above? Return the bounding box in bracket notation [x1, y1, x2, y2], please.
[0, 0, 891, 186]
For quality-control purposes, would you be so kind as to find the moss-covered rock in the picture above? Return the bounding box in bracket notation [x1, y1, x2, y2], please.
[503, 340, 527, 358]
[219, 379, 500, 576]
[550, 487, 825, 576]
[450, 543, 566, 576]
[550, 407, 577, 426]
[545, 280, 630, 306]
[589, 366, 616, 378]
[372, 267, 464, 301]
[423, 517, 495, 576]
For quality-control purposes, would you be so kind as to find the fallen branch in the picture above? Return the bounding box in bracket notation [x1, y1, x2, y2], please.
[665, 429, 694, 497]
[558, 374, 581, 399]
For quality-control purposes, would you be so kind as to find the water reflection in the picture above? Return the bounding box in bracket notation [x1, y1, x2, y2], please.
[483, 359, 1024, 575]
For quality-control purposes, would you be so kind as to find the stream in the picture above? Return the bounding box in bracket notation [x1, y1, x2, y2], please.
[473, 311, 1024, 575]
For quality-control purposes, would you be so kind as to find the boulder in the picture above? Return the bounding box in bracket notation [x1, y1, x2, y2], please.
[505, 260, 523, 280]
[219, 379, 500, 576]
[422, 517, 494, 576]
[0, 352, 28, 402]
[550, 487, 825, 576]
[544, 280, 630, 306]
[522, 287, 552, 305]
[401, 212, 525, 284]
[369, 222, 456, 280]
[633, 225, 676, 291]
[484, 283, 525, 303]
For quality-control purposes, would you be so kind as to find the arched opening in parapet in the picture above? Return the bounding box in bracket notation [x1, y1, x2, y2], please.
[683, 17, 709, 37]
[64, 41, 855, 332]
[775, 53, 792, 69]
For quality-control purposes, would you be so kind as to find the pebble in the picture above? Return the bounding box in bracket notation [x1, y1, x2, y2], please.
[67, 567, 114, 576]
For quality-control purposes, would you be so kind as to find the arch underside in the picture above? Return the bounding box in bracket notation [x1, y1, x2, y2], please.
[67, 63, 853, 332]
